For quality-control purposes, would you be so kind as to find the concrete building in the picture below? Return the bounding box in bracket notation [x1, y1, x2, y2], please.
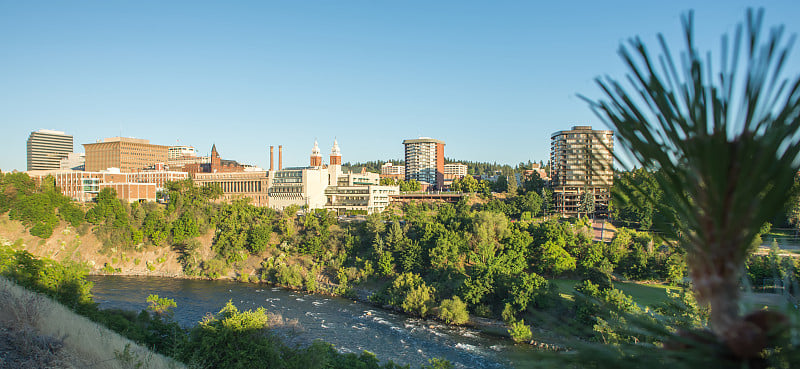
[550, 126, 614, 217]
[190, 140, 398, 214]
[268, 166, 332, 211]
[59, 152, 85, 171]
[84, 137, 169, 173]
[168, 145, 197, 159]
[193, 170, 271, 206]
[442, 163, 468, 189]
[27, 130, 73, 171]
[380, 162, 405, 180]
[443, 163, 468, 177]
[326, 170, 398, 214]
[326, 185, 398, 215]
[403, 137, 445, 190]
[268, 140, 344, 211]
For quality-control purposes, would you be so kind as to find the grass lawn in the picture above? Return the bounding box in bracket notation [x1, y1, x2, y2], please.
[550, 278, 681, 308]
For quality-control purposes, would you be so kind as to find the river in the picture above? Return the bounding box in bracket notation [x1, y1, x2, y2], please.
[87, 276, 534, 368]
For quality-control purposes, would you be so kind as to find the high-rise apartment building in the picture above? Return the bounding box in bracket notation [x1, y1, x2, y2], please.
[403, 137, 445, 190]
[550, 126, 614, 217]
[27, 129, 73, 171]
[83, 137, 169, 172]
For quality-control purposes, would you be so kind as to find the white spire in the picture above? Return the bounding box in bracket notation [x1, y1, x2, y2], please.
[331, 139, 340, 156]
[312, 140, 321, 156]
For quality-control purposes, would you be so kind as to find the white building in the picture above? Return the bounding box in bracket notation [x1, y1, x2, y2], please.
[192, 140, 398, 214]
[443, 163, 467, 177]
[325, 170, 396, 214]
[381, 162, 405, 177]
[267, 141, 345, 211]
[168, 145, 198, 159]
[27, 129, 73, 171]
[59, 152, 85, 171]
[325, 184, 399, 215]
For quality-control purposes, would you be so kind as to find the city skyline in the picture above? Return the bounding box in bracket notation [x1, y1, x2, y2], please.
[2, 1, 799, 172]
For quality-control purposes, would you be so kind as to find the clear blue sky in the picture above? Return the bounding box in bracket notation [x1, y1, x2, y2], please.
[2, 0, 798, 171]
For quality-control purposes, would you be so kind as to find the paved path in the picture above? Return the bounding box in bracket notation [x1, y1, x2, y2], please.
[592, 219, 616, 242]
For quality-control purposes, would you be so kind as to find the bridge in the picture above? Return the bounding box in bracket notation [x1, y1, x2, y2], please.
[389, 192, 465, 204]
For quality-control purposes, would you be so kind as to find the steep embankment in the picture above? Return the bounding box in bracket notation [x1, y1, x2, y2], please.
[0, 277, 183, 369]
[0, 214, 203, 278]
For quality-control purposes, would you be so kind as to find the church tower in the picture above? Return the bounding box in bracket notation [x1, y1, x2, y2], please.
[211, 144, 220, 173]
[327, 140, 342, 185]
[310, 140, 322, 167]
[329, 139, 341, 166]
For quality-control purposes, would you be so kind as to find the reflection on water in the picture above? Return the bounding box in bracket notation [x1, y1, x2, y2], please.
[88, 275, 528, 368]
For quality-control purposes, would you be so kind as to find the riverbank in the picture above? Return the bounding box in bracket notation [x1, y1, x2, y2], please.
[0, 277, 182, 369]
[87, 275, 522, 368]
[0, 213, 558, 352]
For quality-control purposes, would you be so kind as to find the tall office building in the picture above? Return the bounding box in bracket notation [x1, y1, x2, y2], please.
[83, 137, 169, 172]
[27, 129, 73, 171]
[403, 137, 445, 190]
[550, 126, 614, 217]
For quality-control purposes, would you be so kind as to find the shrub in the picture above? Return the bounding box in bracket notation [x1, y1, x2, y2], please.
[438, 296, 469, 325]
[201, 258, 229, 279]
[146, 294, 177, 316]
[582, 267, 613, 291]
[379, 272, 436, 317]
[274, 264, 303, 288]
[304, 268, 318, 292]
[508, 320, 532, 343]
[178, 301, 283, 368]
[101, 263, 119, 274]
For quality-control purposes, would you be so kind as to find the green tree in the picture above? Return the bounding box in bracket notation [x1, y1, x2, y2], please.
[534, 239, 576, 276]
[508, 320, 532, 343]
[451, 175, 480, 193]
[172, 212, 199, 244]
[438, 296, 469, 325]
[146, 294, 177, 316]
[507, 172, 518, 194]
[381, 272, 435, 317]
[247, 224, 273, 253]
[579, 190, 595, 218]
[142, 208, 170, 246]
[493, 175, 508, 193]
[399, 179, 422, 192]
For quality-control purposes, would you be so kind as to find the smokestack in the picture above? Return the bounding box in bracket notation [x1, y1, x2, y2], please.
[278, 145, 283, 170]
[270, 146, 274, 171]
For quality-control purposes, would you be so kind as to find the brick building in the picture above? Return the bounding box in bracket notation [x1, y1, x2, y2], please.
[26, 168, 187, 203]
[83, 137, 168, 172]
